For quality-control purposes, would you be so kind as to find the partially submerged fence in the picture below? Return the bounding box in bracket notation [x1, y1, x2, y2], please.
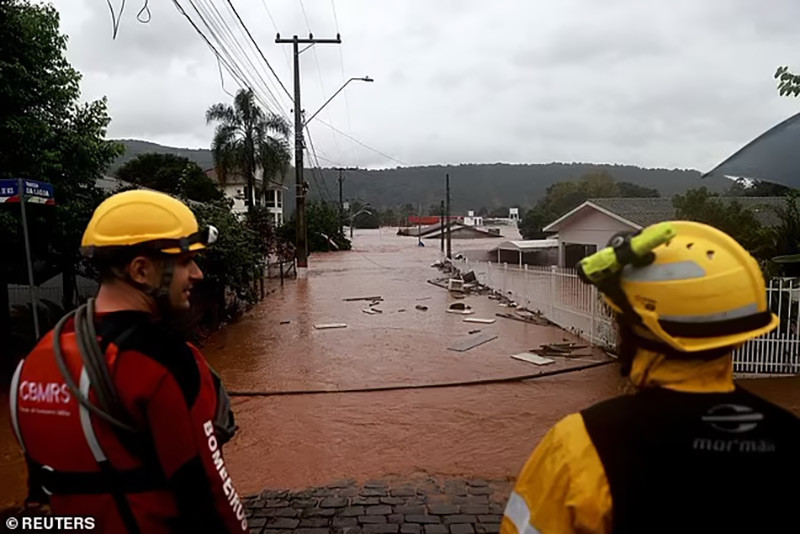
[455, 259, 800, 375]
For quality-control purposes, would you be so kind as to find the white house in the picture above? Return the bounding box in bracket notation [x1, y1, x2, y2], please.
[509, 207, 520, 224]
[543, 197, 786, 268]
[204, 167, 287, 225]
[463, 210, 484, 227]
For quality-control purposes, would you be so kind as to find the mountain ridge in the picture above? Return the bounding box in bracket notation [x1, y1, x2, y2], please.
[110, 139, 731, 211]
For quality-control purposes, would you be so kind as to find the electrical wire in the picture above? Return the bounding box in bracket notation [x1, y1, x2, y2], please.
[260, 0, 292, 69]
[225, 0, 293, 102]
[105, 0, 125, 39]
[137, 0, 151, 22]
[304, 145, 333, 204]
[216, 55, 235, 97]
[305, 128, 334, 202]
[180, 0, 258, 90]
[317, 119, 409, 166]
[227, 360, 614, 397]
[331, 0, 357, 164]
[185, 0, 286, 117]
[171, 0, 250, 92]
[197, 0, 287, 115]
[299, 0, 343, 160]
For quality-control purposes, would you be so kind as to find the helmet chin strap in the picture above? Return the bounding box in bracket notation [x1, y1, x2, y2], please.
[616, 314, 735, 377]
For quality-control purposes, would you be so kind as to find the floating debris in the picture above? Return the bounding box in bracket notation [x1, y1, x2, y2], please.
[448, 332, 499, 352]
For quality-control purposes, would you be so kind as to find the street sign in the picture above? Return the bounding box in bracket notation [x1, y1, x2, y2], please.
[0, 178, 55, 205]
[2, 177, 55, 339]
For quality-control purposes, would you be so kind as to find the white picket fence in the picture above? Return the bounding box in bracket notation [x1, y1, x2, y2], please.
[455, 259, 800, 375]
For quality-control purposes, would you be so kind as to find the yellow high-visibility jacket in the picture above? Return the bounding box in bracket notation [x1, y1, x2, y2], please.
[501, 351, 737, 534]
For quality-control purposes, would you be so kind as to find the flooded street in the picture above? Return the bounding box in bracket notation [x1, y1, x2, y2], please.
[2, 228, 799, 509]
[201, 228, 624, 495]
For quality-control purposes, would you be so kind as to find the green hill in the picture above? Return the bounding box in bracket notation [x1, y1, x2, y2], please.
[109, 139, 215, 173]
[111, 139, 731, 212]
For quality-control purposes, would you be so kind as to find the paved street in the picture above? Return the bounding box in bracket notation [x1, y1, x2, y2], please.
[245, 477, 508, 534]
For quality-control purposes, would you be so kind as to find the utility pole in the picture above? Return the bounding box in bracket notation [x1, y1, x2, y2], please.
[417, 202, 422, 246]
[338, 168, 344, 235]
[276, 33, 342, 269]
[440, 200, 445, 253]
[445, 173, 452, 259]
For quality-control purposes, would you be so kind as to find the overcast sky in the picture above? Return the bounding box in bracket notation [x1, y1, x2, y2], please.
[54, 0, 799, 171]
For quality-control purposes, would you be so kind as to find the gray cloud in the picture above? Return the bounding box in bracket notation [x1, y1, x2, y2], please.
[53, 0, 800, 171]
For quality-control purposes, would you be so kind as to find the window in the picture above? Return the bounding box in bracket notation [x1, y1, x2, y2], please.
[276, 190, 283, 209]
[266, 189, 277, 208]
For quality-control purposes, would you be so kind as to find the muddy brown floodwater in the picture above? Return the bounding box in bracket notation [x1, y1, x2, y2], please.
[1, 229, 799, 509]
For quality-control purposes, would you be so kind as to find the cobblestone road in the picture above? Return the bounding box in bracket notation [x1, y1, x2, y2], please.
[245, 477, 510, 534]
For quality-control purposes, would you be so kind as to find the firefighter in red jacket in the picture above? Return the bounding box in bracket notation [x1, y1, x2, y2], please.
[9, 190, 247, 533]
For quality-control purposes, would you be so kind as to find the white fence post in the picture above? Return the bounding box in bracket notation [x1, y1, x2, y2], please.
[549, 265, 556, 320]
[590, 287, 596, 345]
[524, 264, 530, 309]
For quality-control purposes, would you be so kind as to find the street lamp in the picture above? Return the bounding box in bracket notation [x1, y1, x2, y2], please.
[349, 206, 372, 238]
[304, 77, 374, 126]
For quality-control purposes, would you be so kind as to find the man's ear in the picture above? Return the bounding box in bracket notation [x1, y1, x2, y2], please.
[127, 256, 155, 285]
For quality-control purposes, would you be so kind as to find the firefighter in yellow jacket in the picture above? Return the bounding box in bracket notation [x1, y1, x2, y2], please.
[501, 221, 800, 534]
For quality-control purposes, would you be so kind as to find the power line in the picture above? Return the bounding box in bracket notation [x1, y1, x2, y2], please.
[305, 128, 335, 203]
[299, 0, 343, 160]
[259, 0, 292, 69]
[181, 0, 269, 104]
[330, 0, 357, 164]
[225, 0, 293, 102]
[317, 119, 409, 166]
[183, 0, 290, 121]
[171, 0, 250, 92]
[198, 0, 287, 114]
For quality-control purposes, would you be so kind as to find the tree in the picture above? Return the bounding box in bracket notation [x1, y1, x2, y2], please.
[672, 187, 771, 258]
[279, 201, 351, 252]
[380, 208, 398, 227]
[206, 89, 291, 212]
[617, 182, 660, 198]
[766, 193, 800, 276]
[488, 206, 510, 218]
[399, 203, 415, 226]
[519, 171, 622, 239]
[775, 66, 800, 97]
[116, 153, 224, 203]
[193, 202, 262, 324]
[0, 0, 121, 323]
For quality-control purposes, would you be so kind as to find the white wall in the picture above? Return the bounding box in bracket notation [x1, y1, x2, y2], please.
[559, 209, 636, 249]
[556, 209, 637, 265]
[224, 184, 284, 224]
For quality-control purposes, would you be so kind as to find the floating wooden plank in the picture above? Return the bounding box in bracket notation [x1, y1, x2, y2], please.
[447, 309, 475, 315]
[314, 323, 347, 329]
[496, 312, 549, 326]
[448, 332, 498, 352]
[362, 308, 377, 315]
[511, 352, 556, 366]
[463, 317, 496, 324]
[343, 296, 383, 302]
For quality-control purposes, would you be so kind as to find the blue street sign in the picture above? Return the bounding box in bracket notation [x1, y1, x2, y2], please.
[0, 178, 55, 205]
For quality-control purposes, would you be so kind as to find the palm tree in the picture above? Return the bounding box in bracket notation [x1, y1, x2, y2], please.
[206, 89, 291, 212]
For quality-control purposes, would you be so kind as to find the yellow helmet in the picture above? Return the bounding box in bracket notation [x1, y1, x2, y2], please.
[608, 221, 778, 353]
[81, 189, 217, 257]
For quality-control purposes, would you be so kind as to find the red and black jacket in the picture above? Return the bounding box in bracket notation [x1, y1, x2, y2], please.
[10, 311, 248, 533]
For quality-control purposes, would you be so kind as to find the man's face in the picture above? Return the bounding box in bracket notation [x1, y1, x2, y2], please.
[169, 252, 204, 310]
